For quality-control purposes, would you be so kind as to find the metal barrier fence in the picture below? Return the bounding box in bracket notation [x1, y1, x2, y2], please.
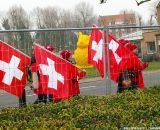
[0, 25, 160, 108]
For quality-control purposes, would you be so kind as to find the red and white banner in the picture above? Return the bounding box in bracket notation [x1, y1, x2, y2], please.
[0, 41, 31, 97]
[88, 25, 140, 82]
[88, 25, 105, 77]
[108, 34, 140, 82]
[34, 43, 80, 101]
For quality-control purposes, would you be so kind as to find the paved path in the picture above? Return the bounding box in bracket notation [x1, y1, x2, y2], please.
[0, 70, 160, 108]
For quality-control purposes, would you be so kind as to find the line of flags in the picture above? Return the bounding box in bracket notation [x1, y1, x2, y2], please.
[88, 25, 141, 83]
[0, 24, 142, 101]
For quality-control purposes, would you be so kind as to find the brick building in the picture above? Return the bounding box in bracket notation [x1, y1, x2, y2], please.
[99, 13, 138, 38]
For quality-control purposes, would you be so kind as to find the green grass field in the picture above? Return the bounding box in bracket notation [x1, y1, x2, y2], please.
[146, 62, 160, 71]
[84, 62, 160, 78]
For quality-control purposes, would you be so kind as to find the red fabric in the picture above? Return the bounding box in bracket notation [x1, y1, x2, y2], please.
[78, 70, 86, 80]
[34, 43, 81, 101]
[88, 25, 141, 83]
[118, 39, 129, 46]
[126, 43, 137, 51]
[31, 63, 37, 72]
[88, 25, 105, 77]
[44, 44, 54, 52]
[0, 41, 30, 97]
[135, 62, 148, 89]
[108, 35, 141, 82]
[60, 50, 72, 60]
[136, 62, 148, 71]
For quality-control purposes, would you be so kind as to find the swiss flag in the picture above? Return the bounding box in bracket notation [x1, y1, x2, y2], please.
[108, 34, 140, 82]
[34, 43, 80, 101]
[0, 41, 31, 97]
[88, 25, 105, 77]
[88, 25, 140, 82]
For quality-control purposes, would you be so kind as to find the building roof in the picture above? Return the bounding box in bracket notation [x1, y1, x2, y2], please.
[99, 13, 136, 25]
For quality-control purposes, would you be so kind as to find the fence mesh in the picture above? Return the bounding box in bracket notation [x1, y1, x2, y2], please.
[0, 26, 160, 108]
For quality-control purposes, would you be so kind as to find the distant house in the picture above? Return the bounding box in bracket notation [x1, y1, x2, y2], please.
[121, 30, 143, 58]
[99, 13, 138, 38]
[122, 30, 158, 60]
[155, 1, 160, 54]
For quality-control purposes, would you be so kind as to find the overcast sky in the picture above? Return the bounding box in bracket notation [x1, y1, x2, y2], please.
[0, 0, 158, 22]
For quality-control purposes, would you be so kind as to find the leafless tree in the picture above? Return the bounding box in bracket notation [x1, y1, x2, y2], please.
[2, 18, 10, 30]
[41, 7, 59, 28]
[146, 0, 159, 25]
[3, 6, 32, 54]
[58, 9, 73, 28]
[7, 5, 30, 29]
[32, 6, 72, 50]
[73, 2, 98, 28]
[31, 7, 44, 29]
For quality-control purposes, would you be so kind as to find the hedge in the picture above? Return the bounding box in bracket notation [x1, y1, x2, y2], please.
[0, 86, 160, 129]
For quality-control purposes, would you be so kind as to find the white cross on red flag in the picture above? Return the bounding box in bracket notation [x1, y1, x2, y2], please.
[88, 25, 141, 82]
[0, 41, 31, 97]
[34, 43, 80, 101]
[88, 25, 105, 77]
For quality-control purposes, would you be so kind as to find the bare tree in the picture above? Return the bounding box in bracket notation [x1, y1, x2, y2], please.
[41, 7, 59, 28]
[58, 9, 73, 28]
[32, 6, 68, 50]
[31, 7, 44, 29]
[73, 2, 98, 28]
[3, 6, 32, 54]
[7, 6, 30, 29]
[2, 18, 10, 30]
[147, 0, 159, 25]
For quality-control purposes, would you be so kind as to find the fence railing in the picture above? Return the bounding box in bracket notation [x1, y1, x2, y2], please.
[0, 25, 160, 108]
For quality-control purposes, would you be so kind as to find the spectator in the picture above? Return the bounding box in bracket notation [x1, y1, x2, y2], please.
[117, 42, 148, 93]
[60, 50, 86, 96]
[31, 44, 54, 104]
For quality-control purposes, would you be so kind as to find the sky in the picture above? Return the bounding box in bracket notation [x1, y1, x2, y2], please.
[0, 0, 158, 22]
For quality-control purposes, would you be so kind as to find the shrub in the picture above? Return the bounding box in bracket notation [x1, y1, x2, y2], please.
[0, 87, 160, 129]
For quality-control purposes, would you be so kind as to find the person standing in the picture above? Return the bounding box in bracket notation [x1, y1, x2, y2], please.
[31, 44, 54, 103]
[60, 50, 86, 96]
[117, 42, 148, 93]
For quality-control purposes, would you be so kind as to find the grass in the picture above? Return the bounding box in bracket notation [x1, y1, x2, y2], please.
[146, 62, 160, 71]
[85, 67, 100, 78]
[84, 62, 160, 78]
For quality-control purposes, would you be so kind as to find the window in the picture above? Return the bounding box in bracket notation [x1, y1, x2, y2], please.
[147, 42, 156, 54]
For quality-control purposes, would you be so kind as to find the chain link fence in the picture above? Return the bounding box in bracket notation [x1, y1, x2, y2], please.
[0, 25, 160, 108]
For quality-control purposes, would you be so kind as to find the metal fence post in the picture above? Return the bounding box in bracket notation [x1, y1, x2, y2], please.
[19, 89, 26, 107]
[102, 27, 108, 95]
[105, 27, 111, 95]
